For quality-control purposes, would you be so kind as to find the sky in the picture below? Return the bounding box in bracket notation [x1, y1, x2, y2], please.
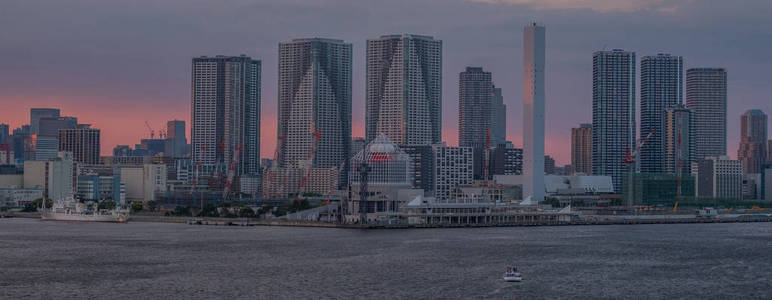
[1, 0, 770, 165]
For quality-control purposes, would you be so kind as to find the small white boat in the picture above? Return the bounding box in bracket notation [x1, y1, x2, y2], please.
[503, 266, 522, 282]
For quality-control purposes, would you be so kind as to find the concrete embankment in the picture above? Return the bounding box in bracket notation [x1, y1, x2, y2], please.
[183, 215, 772, 229]
[6, 211, 772, 228]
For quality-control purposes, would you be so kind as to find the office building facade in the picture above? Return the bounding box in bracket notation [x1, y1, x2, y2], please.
[59, 125, 100, 165]
[30, 108, 60, 135]
[165, 120, 188, 158]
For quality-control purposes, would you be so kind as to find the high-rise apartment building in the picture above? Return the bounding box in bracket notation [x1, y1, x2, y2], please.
[191, 55, 261, 177]
[571, 123, 592, 175]
[592, 49, 636, 192]
[737, 109, 768, 174]
[459, 67, 492, 149]
[366, 34, 442, 145]
[278, 38, 352, 176]
[663, 105, 695, 176]
[523, 23, 546, 202]
[686, 68, 727, 160]
[30, 108, 60, 135]
[59, 125, 101, 165]
[459, 67, 492, 180]
[490, 85, 506, 146]
[640, 54, 683, 173]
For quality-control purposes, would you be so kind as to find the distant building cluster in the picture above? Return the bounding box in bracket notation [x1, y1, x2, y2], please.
[2, 23, 770, 213]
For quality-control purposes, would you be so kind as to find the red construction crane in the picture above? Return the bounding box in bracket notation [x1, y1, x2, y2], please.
[263, 135, 285, 199]
[223, 145, 241, 201]
[484, 128, 491, 186]
[296, 125, 323, 204]
[674, 117, 683, 198]
[144, 121, 155, 139]
[192, 146, 206, 209]
[623, 129, 655, 208]
[323, 158, 346, 206]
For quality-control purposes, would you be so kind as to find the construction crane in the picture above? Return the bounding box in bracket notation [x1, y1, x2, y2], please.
[484, 128, 491, 186]
[323, 158, 346, 206]
[296, 124, 322, 204]
[263, 135, 285, 200]
[623, 129, 655, 209]
[144, 121, 155, 139]
[223, 145, 241, 201]
[675, 113, 685, 199]
[192, 146, 206, 210]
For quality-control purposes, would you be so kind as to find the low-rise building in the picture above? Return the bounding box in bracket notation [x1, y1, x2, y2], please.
[629, 173, 695, 206]
[23, 152, 74, 200]
[489, 142, 523, 176]
[742, 174, 761, 200]
[346, 135, 419, 221]
[118, 164, 167, 202]
[262, 167, 339, 199]
[694, 156, 743, 200]
[76, 171, 125, 204]
[0, 188, 43, 208]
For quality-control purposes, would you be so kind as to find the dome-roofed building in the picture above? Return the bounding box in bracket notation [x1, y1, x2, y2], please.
[346, 135, 421, 223]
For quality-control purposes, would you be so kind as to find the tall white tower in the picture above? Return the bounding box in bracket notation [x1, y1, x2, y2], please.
[523, 23, 545, 203]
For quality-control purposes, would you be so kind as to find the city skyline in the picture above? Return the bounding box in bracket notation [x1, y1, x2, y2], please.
[2, 0, 771, 166]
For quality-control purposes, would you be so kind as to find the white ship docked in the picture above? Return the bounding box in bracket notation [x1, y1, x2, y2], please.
[39, 197, 129, 223]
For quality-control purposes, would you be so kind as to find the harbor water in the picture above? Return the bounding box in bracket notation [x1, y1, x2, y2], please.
[1, 218, 771, 299]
